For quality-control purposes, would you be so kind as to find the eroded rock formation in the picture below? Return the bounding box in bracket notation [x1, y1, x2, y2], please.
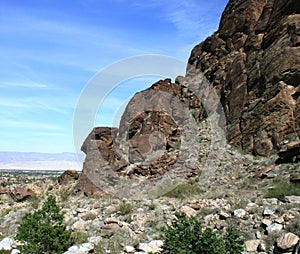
[75, 0, 300, 196]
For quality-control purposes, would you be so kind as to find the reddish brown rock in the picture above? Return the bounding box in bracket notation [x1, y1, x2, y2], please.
[188, 0, 300, 156]
[75, 0, 300, 197]
[9, 186, 35, 202]
[58, 170, 79, 185]
[0, 186, 9, 195]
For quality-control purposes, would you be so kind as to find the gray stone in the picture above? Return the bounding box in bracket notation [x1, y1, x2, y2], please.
[266, 223, 283, 235]
[286, 195, 300, 204]
[263, 208, 275, 216]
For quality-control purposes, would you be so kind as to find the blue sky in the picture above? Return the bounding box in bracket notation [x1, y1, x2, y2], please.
[0, 0, 228, 153]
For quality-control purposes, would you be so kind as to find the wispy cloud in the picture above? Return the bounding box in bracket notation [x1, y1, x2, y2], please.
[1, 119, 63, 131]
[0, 81, 49, 89]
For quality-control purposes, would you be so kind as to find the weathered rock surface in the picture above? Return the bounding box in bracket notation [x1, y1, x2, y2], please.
[276, 232, 299, 252]
[188, 0, 300, 156]
[9, 185, 35, 202]
[58, 170, 79, 185]
[75, 79, 205, 197]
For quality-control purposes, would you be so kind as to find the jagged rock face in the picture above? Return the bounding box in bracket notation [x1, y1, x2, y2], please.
[188, 0, 300, 156]
[76, 0, 299, 196]
[75, 79, 204, 196]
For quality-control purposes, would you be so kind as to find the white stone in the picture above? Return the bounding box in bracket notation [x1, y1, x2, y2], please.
[277, 233, 299, 251]
[256, 231, 262, 239]
[124, 245, 135, 253]
[286, 195, 300, 204]
[11, 250, 21, 254]
[87, 236, 101, 244]
[263, 208, 275, 216]
[180, 206, 197, 217]
[72, 220, 87, 231]
[77, 208, 88, 213]
[263, 198, 278, 205]
[204, 214, 215, 221]
[266, 223, 283, 235]
[79, 242, 94, 252]
[138, 240, 163, 253]
[234, 209, 246, 218]
[262, 219, 272, 226]
[0, 237, 13, 250]
[220, 211, 231, 219]
[245, 240, 260, 252]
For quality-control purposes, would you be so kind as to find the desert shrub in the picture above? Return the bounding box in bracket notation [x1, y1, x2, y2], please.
[16, 195, 71, 254]
[163, 184, 201, 198]
[265, 180, 300, 200]
[0, 250, 11, 254]
[161, 212, 244, 254]
[70, 231, 89, 244]
[117, 200, 132, 215]
[286, 214, 300, 236]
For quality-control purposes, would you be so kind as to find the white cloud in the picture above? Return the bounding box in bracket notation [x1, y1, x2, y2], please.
[1, 119, 63, 130]
[0, 81, 49, 89]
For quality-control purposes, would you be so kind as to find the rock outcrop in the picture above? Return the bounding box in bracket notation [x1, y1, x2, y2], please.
[76, 0, 300, 196]
[188, 0, 300, 156]
[58, 170, 79, 185]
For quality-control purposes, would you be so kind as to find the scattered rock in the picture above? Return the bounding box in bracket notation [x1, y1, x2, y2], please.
[245, 239, 260, 252]
[234, 209, 247, 218]
[0, 237, 13, 250]
[100, 223, 121, 237]
[276, 232, 299, 252]
[266, 223, 283, 235]
[138, 240, 163, 253]
[286, 195, 300, 204]
[180, 205, 197, 217]
[124, 245, 135, 253]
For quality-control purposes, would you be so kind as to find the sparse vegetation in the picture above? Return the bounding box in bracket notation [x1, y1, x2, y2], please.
[286, 214, 300, 236]
[164, 184, 201, 199]
[264, 178, 300, 200]
[117, 200, 133, 215]
[70, 231, 89, 244]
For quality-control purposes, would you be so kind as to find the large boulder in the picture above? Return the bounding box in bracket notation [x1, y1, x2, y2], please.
[9, 185, 35, 202]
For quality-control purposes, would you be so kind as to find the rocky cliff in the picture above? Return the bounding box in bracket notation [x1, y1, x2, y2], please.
[75, 0, 300, 196]
[188, 0, 300, 156]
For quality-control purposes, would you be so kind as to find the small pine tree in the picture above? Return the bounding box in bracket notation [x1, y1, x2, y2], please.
[161, 212, 244, 254]
[16, 195, 71, 254]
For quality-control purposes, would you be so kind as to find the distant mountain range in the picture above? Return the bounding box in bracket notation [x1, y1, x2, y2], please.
[0, 152, 85, 171]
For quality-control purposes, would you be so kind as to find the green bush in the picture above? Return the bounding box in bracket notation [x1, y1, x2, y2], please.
[16, 195, 71, 254]
[161, 212, 244, 254]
